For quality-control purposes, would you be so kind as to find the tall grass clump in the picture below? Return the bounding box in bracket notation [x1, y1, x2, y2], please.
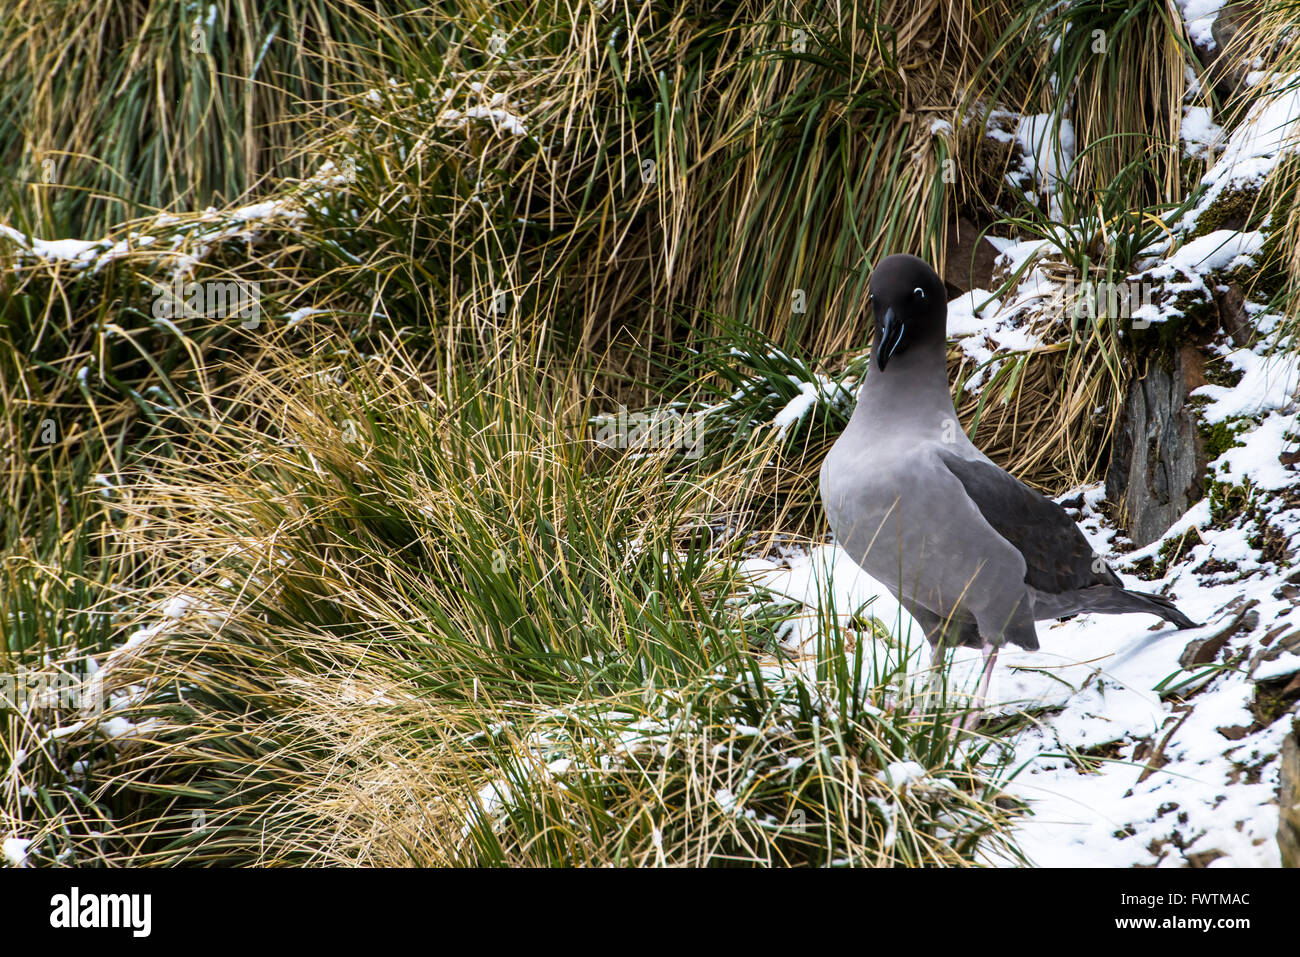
[294, 1, 1037, 370]
[967, 0, 1199, 212]
[47, 333, 1024, 867]
[1233, 2, 1300, 348]
[942, 0, 1225, 490]
[15, 0, 1260, 867]
[0, 0, 442, 236]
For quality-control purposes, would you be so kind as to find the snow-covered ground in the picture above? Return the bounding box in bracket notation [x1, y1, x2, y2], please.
[744, 494, 1297, 866]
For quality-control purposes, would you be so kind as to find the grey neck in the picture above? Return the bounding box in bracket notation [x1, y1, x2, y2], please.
[853, 342, 957, 431]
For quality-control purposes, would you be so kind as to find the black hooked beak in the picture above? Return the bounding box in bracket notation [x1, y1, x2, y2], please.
[876, 307, 905, 372]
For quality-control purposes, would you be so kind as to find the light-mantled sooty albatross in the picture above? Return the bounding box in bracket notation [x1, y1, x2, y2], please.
[819, 254, 1197, 730]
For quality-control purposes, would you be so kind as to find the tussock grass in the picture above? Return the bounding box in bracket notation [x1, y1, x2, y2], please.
[0, 0, 438, 236]
[48, 337, 1023, 866]
[967, 0, 1198, 211]
[1237, 2, 1300, 345]
[946, 1, 1224, 491]
[8, 0, 1291, 867]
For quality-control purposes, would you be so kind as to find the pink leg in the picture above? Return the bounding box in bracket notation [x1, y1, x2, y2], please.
[961, 644, 1000, 732]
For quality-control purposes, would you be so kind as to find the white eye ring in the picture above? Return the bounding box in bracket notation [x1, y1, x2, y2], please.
[913, 287, 926, 300]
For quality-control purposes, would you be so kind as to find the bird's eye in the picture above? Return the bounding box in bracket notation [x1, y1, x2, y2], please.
[913, 287, 926, 301]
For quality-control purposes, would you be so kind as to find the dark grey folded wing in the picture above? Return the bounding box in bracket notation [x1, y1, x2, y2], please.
[937, 450, 1121, 595]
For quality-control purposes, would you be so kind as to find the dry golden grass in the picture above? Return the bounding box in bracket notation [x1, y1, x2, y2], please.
[7, 0, 1292, 867]
[44, 334, 1022, 867]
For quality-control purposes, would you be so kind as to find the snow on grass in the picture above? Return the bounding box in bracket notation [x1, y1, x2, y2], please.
[772, 382, 822, 437]
[1149, 229, 1264, 278]
[943, 242, 1062, 392]
[876, 761, 929, 789]
[284, 306, 327, 329]
[1183, 105, 1224, 161]
[946, 287, 1047, 386]
[1129, 230, 1265, 326]
[2, 836, 32, 868]
[1006, 115, 1076, 218]
[0, 161, 356, 279]
[771, 374, 851, 437]
[1183, 73, 1300, 230]
[0, 226, 104, 265]
[438, 91, 530, 137]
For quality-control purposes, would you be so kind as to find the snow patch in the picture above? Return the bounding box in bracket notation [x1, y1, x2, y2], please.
[1183, 75, 1300, 230]
[2, 837, 32, 868]
[1176, 0, 1227, 50]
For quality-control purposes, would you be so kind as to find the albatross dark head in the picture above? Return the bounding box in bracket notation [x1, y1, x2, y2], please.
[869, 254, 947, 372]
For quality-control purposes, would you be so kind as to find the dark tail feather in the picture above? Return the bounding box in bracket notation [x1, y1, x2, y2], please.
[1077, 586, 1199, 630]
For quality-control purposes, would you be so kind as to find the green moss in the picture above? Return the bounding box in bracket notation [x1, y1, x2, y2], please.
[1188, 187, 1265, 240]
[1199, 358, 1245, 389]
[1198, 415, 1251, 460]
[1193, 162, 1296, 299]
[1125, 290, 1219, 359]
[1248, 518, 1292, 567]
[1252, 673, 1300, 725]
[1204, 477, 1289, 565]
[1160, 528, 1198, 563]
[1208, 478, 1255, 526]
[1239, 220, 1290, 302]
[1131, 527, 1202, 581]
[1128, 555, 1162, 581]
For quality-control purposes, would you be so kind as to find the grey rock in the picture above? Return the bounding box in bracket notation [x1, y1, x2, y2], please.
[1105, 348, 1208, 548]
[1280, 722, 1299, 867]
[942, 216, 1000, 296]
[1205, 2, 1259, 105]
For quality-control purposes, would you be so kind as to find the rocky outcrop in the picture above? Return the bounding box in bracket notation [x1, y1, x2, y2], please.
[1203, 2, 1260, 106]
[942, 215, 1000, 296]
[1281, 722, 1299, 867]
[1105, 346, 1209, 547]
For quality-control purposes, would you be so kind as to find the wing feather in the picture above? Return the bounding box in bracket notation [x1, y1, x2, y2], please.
[937, 450, 1120, 595]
